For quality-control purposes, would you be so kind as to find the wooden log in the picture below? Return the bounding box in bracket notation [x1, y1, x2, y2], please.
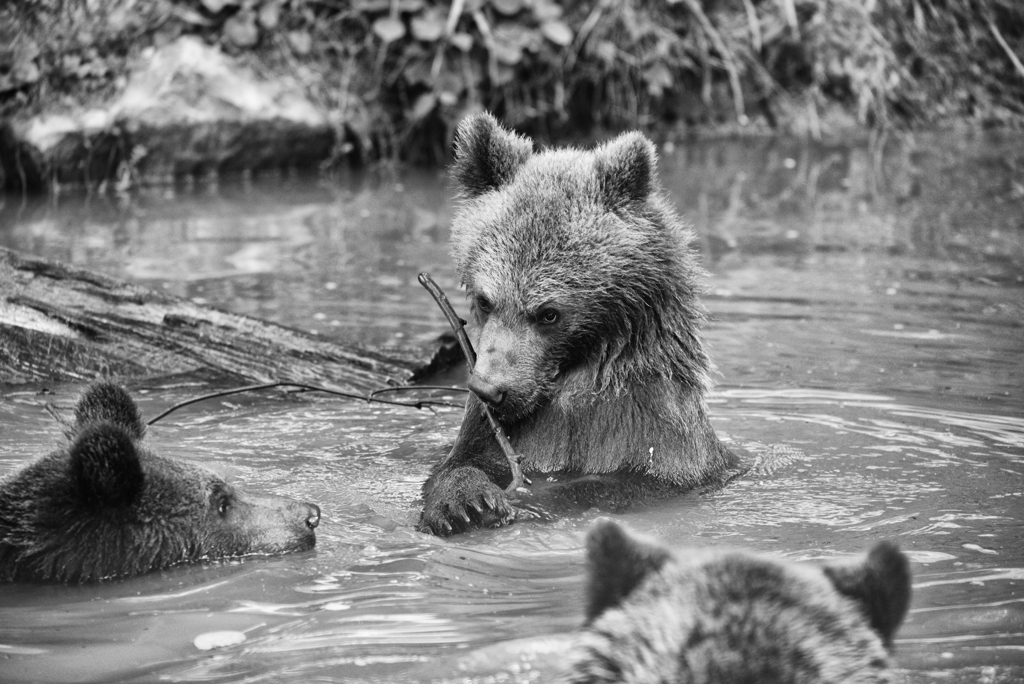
[0, 246, 443, 389]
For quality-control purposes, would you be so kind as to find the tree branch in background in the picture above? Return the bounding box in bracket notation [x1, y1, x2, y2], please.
[677, 0, 747, 124]
[988, 16, 1024, 82]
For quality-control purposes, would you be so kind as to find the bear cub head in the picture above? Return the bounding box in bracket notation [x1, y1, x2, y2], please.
[565, 520, 912, 684]
[0, 382, 320, 583]
[450, 113, 711, 424]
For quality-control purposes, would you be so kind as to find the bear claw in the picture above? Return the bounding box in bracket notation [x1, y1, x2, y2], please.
[419, 492, 512, 536]
[418, 466, 516, 536]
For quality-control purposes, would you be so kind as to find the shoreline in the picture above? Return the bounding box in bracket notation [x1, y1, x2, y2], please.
[3, 1, 1023, 192]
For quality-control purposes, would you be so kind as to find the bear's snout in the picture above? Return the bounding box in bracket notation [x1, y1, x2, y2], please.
[468, 372, 507, 407]
[305, 503, 321, 530]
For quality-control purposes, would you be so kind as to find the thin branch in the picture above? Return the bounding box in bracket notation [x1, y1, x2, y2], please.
[444, 0, 466, 37]
[779, 0, 799, 34]
[417, 273, 476, 366]
[470, 8, 500, 88]
[988, 17, 1024, 82]
[418, 272, 530, 493]
[565, 0, 608, 72]
[431, 0, 466, 79]
[44, 402, 75, 437]
[679, 0, 747, 124]
[742, 0, 761, 54]
[369, 385, 469, 399]
[145, 381, 463, 426]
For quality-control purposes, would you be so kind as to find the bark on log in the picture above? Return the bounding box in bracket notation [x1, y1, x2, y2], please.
[0, 247, 443, 389]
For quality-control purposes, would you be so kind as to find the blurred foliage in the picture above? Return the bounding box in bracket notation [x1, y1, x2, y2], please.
[875, 0, 1024, 123]
[2, 0, 1024, 165]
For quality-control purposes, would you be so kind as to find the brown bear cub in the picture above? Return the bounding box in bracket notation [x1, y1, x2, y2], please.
[0, 382, 321, 582]
[564, 520, 912, 684]
[419, 113, 737, 535]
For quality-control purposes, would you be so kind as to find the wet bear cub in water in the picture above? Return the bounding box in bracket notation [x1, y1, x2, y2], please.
[564, 520, 912, 684]
[0, 382, 321, 582]
[419, 113, 737, 535]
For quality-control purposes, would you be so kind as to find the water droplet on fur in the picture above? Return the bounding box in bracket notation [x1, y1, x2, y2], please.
[193, 630, 247, 651]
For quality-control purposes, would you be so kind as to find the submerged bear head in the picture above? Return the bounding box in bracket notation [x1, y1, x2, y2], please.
[0, 383, 320, 583]
[450, 113, 712, 424]
[565, 520, 912, 684]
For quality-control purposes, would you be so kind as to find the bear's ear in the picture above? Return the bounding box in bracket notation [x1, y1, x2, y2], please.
[583, 519, 672, 622]
[594, 131, 657, 210]
[823, 541, 912, 646]
[452, 112, 533, 197]
[70, 422, 145, 509]
[74, 382, 146, 440]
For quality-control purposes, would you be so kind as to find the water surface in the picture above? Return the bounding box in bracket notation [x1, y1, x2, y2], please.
[1, 132, 1022, 683]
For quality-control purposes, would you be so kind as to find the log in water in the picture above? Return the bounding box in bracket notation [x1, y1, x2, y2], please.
[0, 246, 444, 388]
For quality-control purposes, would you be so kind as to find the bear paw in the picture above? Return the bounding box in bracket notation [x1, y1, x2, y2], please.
[419, 466, 514, 536]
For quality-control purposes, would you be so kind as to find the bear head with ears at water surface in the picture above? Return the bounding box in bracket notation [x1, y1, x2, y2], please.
[0, 382, 321, 582]
[419, 113, 738, 535]
[563, 520, 912, 684]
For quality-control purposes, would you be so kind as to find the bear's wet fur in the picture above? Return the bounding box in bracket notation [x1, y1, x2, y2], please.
[0, 382, 321, 583]
[564, 520, 912, 684]
[420, 113, 737, 535]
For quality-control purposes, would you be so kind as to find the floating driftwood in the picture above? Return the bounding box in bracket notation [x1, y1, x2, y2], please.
[0, 246, 448, 388]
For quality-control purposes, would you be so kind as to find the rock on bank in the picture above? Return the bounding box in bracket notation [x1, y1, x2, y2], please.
[0, 37, 334, 192]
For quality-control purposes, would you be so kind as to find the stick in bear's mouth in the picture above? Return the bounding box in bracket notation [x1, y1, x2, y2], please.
[418, 272, 531, 494]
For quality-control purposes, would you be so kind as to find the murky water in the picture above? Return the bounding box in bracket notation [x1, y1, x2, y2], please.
[1, 132, 1023, 683]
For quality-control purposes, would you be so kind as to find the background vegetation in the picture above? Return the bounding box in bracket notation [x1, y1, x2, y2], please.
[2, 0, 1024, 164]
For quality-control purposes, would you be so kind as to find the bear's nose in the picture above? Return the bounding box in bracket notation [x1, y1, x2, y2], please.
[468, 373, 506, 407]
[305, 503, 321, 529]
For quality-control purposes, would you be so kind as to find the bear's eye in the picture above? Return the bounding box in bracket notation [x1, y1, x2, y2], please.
[475, 295, 493, 314]
[211, 484, 234, 517]
[537, 307, 560, 325]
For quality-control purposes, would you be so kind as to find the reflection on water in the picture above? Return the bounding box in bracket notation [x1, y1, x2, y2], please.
[1, 132, 1023, 682]
[0, 171, 456, 350]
